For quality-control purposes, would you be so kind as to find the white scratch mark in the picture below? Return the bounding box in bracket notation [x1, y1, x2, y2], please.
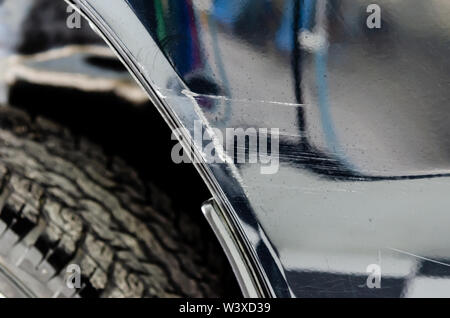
[388, 247, 450, 268]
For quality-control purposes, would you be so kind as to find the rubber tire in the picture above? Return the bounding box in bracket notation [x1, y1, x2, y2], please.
[0, 105, 227, 298]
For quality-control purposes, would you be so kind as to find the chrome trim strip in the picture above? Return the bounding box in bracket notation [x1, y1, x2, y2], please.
[201, 199, 262, 298]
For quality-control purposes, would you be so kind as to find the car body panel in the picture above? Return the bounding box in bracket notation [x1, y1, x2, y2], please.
[68, 0, 450, 297]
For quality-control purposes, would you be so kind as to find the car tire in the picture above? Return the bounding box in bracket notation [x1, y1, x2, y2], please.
[0, 105, 227, 298]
